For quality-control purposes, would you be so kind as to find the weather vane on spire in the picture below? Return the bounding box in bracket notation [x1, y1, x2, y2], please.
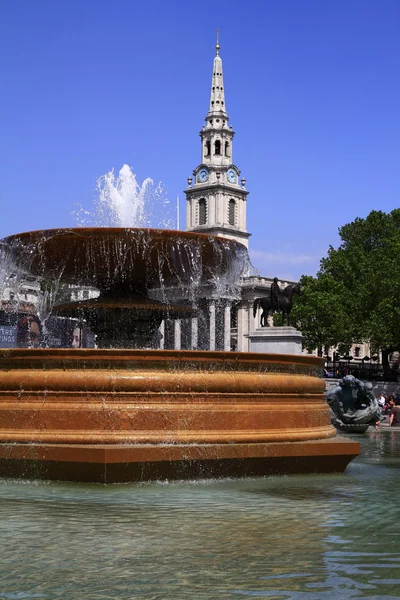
[216, 29, 220, 55]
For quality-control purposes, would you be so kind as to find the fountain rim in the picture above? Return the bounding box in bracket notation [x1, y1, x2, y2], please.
[0, 226, 248, 248]
[0, 346, 324, 367]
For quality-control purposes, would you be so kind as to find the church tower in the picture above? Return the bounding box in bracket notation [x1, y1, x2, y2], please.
[185, 34, 250, 248]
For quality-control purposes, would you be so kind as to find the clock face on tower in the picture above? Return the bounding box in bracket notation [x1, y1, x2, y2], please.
[227, 168, 237, 184]
[197, 168, 209, 183]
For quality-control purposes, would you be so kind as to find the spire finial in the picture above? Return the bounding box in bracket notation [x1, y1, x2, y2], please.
[216, 29, 220, 56]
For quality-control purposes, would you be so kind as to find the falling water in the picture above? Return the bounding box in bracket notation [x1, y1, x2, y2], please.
[74, 164, 173, 229]
[71, 162, 251, 305]
[1, 163, 251, 349]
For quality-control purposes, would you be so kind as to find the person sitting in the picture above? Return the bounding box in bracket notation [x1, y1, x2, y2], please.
[383, 396, 394, 415]
[389, 399, 400, 427]
[377, 392, 386, 409]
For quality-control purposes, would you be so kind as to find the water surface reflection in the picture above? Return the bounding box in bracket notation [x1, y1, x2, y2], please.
[0, 434, 399, 599]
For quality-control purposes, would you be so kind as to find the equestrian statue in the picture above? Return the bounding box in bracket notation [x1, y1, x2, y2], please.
[253, 278, 302, 327]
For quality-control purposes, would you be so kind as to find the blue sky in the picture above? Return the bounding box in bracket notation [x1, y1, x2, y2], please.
[1, 0, 399, 280]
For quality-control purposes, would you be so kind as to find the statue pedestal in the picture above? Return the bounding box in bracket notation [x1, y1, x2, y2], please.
[247, 326, 303, 355]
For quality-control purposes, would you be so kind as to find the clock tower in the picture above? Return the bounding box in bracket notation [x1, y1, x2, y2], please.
[185, 34, 250, 248]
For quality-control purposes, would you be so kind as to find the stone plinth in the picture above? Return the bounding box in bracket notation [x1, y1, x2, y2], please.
[247, 326, 303, 355]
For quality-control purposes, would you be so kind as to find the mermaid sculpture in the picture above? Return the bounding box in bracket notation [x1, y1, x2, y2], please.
[326, 374, 381, 432]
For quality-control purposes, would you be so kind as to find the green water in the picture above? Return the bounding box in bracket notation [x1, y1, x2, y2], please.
[0, 433, 399, 600]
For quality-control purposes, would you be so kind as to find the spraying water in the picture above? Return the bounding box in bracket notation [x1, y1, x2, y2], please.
[74, 164, 173, 229]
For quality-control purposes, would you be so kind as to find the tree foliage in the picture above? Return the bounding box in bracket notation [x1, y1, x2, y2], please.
[292, 209, 400, 356]
[290, 274, 353, 355]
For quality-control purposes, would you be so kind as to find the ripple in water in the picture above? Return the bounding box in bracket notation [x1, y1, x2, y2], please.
[0, 436, 400, 600]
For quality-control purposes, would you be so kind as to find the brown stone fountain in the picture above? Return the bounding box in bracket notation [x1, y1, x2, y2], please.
[0, 227, 359, 482]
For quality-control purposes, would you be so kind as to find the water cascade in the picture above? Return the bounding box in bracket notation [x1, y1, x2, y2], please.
[0, 166, 359, 482]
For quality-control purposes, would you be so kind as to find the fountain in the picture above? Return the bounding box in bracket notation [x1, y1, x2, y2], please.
[0, 166, 359, 482]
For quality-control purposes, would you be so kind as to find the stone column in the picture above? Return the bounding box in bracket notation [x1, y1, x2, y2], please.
[224, 302, 231, 351]
[237, 305, 245, 352]
[186, 199, 191, 229]
[209, 194, 216, 225]
[174, 319, 181, 350]
[191, 316, 198, 350]
[209, 300, 216, 351]
[238, 198, 244, 230]
[159, 321, 165, 350]
[248, 300, 254, 334]
[243, 301, 252, 352]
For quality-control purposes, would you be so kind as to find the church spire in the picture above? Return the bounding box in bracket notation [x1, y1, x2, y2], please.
[209, 30, 227, 117]
[185, 33, 250, 249]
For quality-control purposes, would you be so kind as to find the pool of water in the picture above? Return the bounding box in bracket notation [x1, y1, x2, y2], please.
[0, 432, 399, 600]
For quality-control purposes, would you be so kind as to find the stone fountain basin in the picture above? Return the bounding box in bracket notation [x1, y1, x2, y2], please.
[2, 228, 245, 293]
[0, 348, 359, 482]
[0, 348, 333, 444]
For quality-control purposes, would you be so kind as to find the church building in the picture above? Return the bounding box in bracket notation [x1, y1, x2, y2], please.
[160, 37, 296, 353]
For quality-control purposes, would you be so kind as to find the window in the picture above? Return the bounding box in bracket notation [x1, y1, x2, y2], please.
[354, 347, 361, 358]
[83, 290, 89, 300]
[231, 304, 238, 328]
[225, 141, 230, 157]
[214, 140, 221, 155]
[205, 141, 210, 156]
[228, 199, 236, 226]
[198, 198, 207, 225]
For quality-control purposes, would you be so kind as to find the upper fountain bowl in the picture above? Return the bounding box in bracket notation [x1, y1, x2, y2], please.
[1, 228, 248, 295]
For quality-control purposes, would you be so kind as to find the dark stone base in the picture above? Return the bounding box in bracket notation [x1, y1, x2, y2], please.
[0, 438, 360, 484]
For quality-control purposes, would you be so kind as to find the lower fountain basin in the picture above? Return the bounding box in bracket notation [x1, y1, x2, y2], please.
[0, 349, 359, 482]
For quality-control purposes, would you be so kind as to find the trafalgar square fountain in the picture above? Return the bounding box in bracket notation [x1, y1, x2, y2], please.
[2, 167, 400, 600]
[0, 165, 359, 483]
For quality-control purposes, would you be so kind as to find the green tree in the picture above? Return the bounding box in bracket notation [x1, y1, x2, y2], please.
[320, 209, 400, 359]
[289, 274, 353, 356]
[293, 209, 400, 361]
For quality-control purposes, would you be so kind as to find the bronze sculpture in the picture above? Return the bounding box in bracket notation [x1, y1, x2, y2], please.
[326, 375, 381, 432]
[253, 281, 301, 327]
[270, 277, 280, 310]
